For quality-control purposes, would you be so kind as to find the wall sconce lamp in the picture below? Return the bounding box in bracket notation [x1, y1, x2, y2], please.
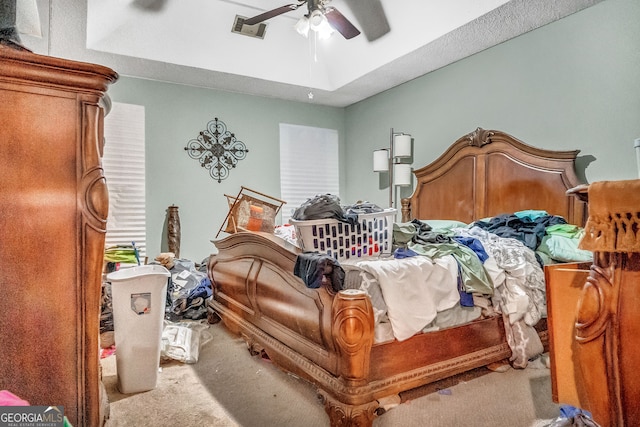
[373, 128, 413, 208]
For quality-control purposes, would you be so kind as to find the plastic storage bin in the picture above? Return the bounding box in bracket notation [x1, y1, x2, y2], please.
[289, 209, 396, 261]
[107, 264, 170, 394]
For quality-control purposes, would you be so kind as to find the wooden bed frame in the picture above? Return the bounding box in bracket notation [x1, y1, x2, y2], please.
[207, 128, 588, 427]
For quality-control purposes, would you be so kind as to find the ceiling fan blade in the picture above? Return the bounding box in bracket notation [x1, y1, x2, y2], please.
[343, 0, 389, 41]
[243, 2, 304, 26]
[324, 7, 360, 40]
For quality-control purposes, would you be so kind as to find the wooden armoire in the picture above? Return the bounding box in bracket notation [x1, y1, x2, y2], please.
[546, 181, 640, 427]
[0, 44, 118, 426]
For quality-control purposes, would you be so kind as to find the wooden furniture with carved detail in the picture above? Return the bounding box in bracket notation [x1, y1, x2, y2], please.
[546, 180, 640, 427]
[401, 128, 587, 225]
[207, 128, 588, 427]
[0, 45, 118, 426]
[544, 262, 591, 407]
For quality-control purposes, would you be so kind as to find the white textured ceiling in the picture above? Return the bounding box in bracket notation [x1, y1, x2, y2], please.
[34, 0, 603, 107]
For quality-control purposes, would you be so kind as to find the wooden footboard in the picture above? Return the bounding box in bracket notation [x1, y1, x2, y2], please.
[208, 232, 375, 381]
[207, 231, 543, 427]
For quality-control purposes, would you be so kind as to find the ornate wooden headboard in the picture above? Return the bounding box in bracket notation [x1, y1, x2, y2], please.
[401, 128, 588, 226]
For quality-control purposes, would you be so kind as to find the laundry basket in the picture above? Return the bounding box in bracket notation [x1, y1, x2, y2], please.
[107, 264, 170, 394]
[289, 209, 396, 261]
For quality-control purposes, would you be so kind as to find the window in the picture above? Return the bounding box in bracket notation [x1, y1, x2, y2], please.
[279, 123, 339, 225]
[102, 102, 147, 258]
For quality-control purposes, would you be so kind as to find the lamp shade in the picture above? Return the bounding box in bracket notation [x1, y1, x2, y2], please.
[308, 9, 325, 30]
[394, 163, 412, 186]
[373, 149, 389, 172]
[295, 16, 310, 37]
[394, 134, 412, 158]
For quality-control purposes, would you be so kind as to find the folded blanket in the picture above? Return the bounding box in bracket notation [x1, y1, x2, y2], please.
[580, 179, 640, 252]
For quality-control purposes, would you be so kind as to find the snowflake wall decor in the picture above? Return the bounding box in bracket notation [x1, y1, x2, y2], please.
[184, 118, 249, 183]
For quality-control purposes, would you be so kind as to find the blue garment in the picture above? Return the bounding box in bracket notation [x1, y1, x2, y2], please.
[394, 247, 419, 258]
[453, 236, 489, 263]
[458, 271, 474, 307]
[452, 236, 490, 305]
[188, 277, 212, 302]
[559, 405, 594, 420]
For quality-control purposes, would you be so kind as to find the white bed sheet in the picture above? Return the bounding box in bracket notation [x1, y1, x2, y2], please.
[348, 255, 460, 342]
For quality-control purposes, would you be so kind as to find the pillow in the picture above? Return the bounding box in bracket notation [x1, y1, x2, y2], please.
[419, 219, 468, 231]
[538, 234, 593, 263]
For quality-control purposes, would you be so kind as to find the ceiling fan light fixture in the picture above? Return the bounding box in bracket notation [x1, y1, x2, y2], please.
[315, 19, 334, 39]
[308, 9, 325, 30]
[239, 0, 361, 40]
[305, 9, 334, 39]
[294, 16, 310, 37]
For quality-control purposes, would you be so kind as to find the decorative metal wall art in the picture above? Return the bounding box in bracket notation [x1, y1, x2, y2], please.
[184, 117, 249, 183]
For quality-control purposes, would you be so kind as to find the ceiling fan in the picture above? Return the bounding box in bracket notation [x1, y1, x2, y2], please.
[243, 0, 361, 40]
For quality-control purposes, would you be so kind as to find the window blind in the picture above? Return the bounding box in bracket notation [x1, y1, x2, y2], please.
[279, 123, 339, 225]
[102, 102, 147, 258]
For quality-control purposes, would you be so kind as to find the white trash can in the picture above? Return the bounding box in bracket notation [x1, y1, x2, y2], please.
[107, 264, 170, 394]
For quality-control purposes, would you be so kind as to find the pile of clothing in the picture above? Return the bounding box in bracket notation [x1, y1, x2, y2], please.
[292, 194, 383, 224]
[155, 253, 212, 321]
[100, 254, 212, 341]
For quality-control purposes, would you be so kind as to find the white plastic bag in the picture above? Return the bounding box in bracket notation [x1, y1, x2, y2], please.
[161, 320, 212, 364]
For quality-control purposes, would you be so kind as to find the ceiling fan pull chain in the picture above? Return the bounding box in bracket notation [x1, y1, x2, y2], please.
[313, 32, 318, 62]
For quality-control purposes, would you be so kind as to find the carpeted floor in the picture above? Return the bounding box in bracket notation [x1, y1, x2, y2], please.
[102, 322, 560, 427]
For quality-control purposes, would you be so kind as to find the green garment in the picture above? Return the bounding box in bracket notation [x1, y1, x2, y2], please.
[104, 245, 139, 264]
[538, 223, 592, 263]
[408, 240, 494, 295]
[545, 223, 584, 238]
[393, 222, 418, 245]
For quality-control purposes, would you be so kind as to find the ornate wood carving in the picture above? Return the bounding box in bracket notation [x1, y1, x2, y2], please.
[80, 100, 110, 427]
[405, 128, 586, 225]
[464, 127, 495, 147]
[562, 179, 640, 426]
[332, 290, 374, 385]
[0, 45, 117, 427]
[574, 252, 640, 426]
[319, 391, 378, 427]
[400, 197, 411, 223]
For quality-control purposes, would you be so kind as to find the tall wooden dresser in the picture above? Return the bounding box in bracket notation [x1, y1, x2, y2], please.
[547, 181, 640, 427]
[0, 45, 118, 426]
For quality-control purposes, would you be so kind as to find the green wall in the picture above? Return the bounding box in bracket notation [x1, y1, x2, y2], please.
[107, 79, 345, 261]
[344, 0, 640, 207]
[108, 0, 639, 262]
